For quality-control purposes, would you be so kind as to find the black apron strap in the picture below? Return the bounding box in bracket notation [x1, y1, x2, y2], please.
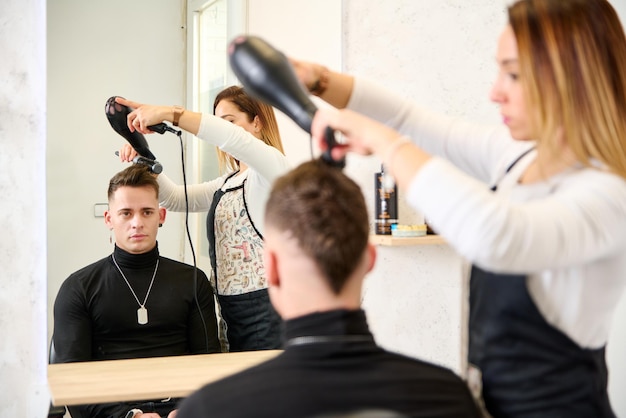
[206, 171, 240, 283]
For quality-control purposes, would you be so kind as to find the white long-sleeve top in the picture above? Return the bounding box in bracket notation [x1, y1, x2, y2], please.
[349, 78, 626, 349]
[157, 113, 291, 236]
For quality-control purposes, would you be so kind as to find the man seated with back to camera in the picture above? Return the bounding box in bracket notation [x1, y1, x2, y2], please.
[173, 159, 480, 418]
[52, 164, 221, 418]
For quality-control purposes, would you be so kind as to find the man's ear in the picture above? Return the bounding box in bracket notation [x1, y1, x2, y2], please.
[265, 247, 280, 288]
[366, 243, 377, 273]
[264, 245, 283, 317]
[104, 210, 112, 229]
[159, 207, 167, 226]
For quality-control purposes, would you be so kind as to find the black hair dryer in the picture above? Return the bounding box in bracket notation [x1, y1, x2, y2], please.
[105, 96, 163, 174]
[228, 35, 345, 169]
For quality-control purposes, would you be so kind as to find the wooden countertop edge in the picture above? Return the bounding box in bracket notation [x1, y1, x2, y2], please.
[369, 234, 446, 246]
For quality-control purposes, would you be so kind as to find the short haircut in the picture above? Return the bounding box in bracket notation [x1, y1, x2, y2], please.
[107, 164, 159, 202]
[265, 159, 370, 294]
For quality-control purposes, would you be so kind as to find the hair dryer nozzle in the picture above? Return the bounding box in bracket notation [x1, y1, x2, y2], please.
[133, 156, 163, 174]
[105, 96, 156, 160]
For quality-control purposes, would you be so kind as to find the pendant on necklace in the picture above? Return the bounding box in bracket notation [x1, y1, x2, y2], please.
[137, 306, 148, 325]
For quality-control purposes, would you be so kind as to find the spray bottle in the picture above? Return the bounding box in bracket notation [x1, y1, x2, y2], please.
[374, 164, 398, 235]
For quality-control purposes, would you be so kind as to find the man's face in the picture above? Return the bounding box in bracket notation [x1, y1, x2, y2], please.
[104, 185, 165, 254]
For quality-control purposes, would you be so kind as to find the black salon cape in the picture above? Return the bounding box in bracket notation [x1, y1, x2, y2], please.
[176, 309, 480, 418]
[53, 244, 221, 418]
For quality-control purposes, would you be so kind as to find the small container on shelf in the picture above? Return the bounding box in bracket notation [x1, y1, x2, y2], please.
[391, 224, 427, 237]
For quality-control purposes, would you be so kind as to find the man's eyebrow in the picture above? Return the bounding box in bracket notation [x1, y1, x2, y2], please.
[116, 206, 157, 212]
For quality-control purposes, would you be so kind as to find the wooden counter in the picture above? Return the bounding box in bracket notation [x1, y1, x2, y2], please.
[48, 350, 282, 406]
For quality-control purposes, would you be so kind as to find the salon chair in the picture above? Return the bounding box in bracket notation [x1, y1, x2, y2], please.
[48, 339, 67, 418]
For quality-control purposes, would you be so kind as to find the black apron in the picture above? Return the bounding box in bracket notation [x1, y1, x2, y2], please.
[468, 150, 614, 417]
[469, 267, 614, 417]
[206, 172, 281, 352]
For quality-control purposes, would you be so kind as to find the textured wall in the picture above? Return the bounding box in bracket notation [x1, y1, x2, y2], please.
[0, 0, 49, 416]
[345, 0, 507, 374]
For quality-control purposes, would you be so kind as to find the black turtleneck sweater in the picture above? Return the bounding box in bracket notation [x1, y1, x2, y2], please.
[53, 244, 220, 417]
[176, 309, 480, 418]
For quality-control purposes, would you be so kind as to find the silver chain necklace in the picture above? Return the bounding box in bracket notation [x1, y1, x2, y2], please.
[112, 253, 159, 325]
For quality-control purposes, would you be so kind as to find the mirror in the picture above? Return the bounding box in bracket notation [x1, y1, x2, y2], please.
[46, 0, 326, 348]
[46, 0, 238, 345]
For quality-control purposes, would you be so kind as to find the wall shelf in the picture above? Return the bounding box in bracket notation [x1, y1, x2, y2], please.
[370, 234, 446, 246]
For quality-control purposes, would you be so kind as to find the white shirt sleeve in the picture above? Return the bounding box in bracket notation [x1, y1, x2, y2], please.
[157, 113, 292, 235]
[197, 113, 291, 187]
[348, 77, 531, 184]
[157, 172, 225, 212]
[408, 157, 626, 272]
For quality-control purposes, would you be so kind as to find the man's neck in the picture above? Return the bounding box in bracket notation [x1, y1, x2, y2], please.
[113, 244, 159, 268]
[281, 298, 360, 321]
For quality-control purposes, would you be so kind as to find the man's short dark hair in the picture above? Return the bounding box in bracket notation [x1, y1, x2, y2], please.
[107, 164, 159, 201]
[265, 159, 370, 294]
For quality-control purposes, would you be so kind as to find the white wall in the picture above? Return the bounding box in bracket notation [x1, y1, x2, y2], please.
[247, 0, 343, 167]
[246, 0, 504, 374]
[343, 0, 507, 375]
[239, 0, 463, 377]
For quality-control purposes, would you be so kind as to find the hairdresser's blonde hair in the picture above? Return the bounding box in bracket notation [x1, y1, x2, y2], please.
[212, 86, 284, 173]
[510, 0, 626, 178]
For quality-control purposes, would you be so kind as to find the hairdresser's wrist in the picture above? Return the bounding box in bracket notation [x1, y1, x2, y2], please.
[171, 105, 185, 126]
[312, 67, 354, 109]
[309, 65, 330, 96]
[381, 136, 412, 167]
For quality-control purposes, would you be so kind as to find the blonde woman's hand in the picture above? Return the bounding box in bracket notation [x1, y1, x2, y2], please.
[313, 108, 431, 191]
[289, 58, 324, 92]
[115, 97, 172, 135]
[118, 143, 139, 163]
[311, 108, 400, 161]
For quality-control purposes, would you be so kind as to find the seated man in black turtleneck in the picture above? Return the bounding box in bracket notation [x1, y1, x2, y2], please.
[173, 159, 480, 418]
[52, 164, 221, 418]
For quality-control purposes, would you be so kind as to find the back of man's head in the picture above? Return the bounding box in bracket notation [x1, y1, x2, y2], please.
[265, 159, 369, 294]
[108, 164, 159, 201]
